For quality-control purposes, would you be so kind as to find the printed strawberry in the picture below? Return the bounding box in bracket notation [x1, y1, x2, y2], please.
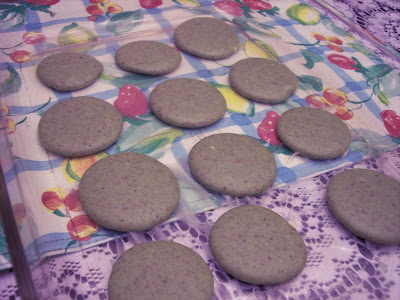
[113, 84, 148, 118]
[257, 111, 281, 145]
[381, 110, 400, 138]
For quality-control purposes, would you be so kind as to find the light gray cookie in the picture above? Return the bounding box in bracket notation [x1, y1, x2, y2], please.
[188, 133, 276, 196]
[38, 96, 122, 157]
[79, 153, 180, 232]
[229, 58, 298, 104]
[210, 205, 307, 285]
[174, 17, 239, 59]
[149, 78, 226, 128]
[276, 107, 351, 160]
[115, 40, 182, 75]
[327, 168, 400, 245]
[108, 241, 214, 300]
[36, 52, 103, 91]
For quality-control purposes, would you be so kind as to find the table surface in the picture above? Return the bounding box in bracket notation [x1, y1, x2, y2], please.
[0, 0, 399, 299]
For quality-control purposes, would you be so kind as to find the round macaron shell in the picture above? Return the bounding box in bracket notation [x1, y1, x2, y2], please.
[327, 168, 400, 245]
[38, 96, 123, 157]
[36, 52, 103, 91]
[210, 205, 307, 285]
[149, 78, 227, 128]
[115, 40, 182, 75]
[108, 241, 214, 300]
[229, 58, 298, 104]
[174, 17, 239, 59]
[188, 133, 276, 196]
[79, 152, 180, 232]
[276, 107, 351, 160]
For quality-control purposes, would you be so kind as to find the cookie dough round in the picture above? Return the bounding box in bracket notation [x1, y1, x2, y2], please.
[188, 133, 276, 196]
[174, 17, 239, 59]
[276, 107, 351, 160]
[210, 205, 307, 285]
[37, 52, 103, 91]
[229, 58, 298, 104]
[327, 168, 400, 245]
[108, 241, 214, 300]
[79, 153, 180, 232]
[38, 96, 122, 157]
[149, 78, 226, 128]
[115, 40, 182, 75]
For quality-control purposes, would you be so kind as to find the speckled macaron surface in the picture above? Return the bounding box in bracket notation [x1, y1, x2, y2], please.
[38, 96, 122, 157]
[36, 52, 103, 91]
[115, 40, 182, 75]
[210, 205, 307, 285]
[174, 17, 239, 59]
[79, 152, 180, 232]
[327, 168, 400, 245]
[108, 241, 214, 300]
[149, 78, 226, 128]
[188, 133, 276, 196]
[229, 58, 298, 104]
[276, 107, 351, 160]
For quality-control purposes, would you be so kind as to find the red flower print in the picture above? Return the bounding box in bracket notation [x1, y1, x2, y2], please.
[22, 0, 60, 6]
[213, 1, 243, 16]
[140, 0, 162, 9]
[113, 84, 148, 118]
[328, 54, 361, 71]
[381, 110, 400, 138]
[243, 0, 272, 10]
[257, 111, 281, 145]
[305, 95, 328, 109]
[5, 118, 16, 135]
[323, 88, 347, 106]
[335, 106, 353, 120]
[42, 190, 64, 211]
[10, 50, 31, 63]
[67, 215, 98, 241]
[326, 36, 343, 45]
[12, 203, 27, 227]
[327, 43, 343, 52]
[311, 32, 326, 41]
[23, 32, 46, 45]
[64, 189, 83, 212]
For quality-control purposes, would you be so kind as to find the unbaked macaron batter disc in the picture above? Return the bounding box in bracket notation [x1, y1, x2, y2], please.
[115, 40, 182, 75]
[108, 241, 214, 300]
[79, 152, 180, 232]
[229, 58, 298, 104]
[276, 107, 351, 160]
[174, 17, 239, 59]
[188, 133, 276, 196]
[36, 52, 103, 91]
[210, 205, 307, 285]
[38, 96, 123, 157]
[327, 168, 400, 245]
[149, 78, 227, 128]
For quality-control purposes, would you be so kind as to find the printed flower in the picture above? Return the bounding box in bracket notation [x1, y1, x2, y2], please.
[328, 54, 361, 70]
[0, 103, 9, 117]
[23, 31, 46, 45]
[12, 203, 27, 227]
[327, 43, 343, 52]
[62, 152, 108, 183]
[113, 84, 148, 118]
[305, 95, 328, 109]
[64, 189, 83, 212]
[106, 3, 123, 13]
[86, 1, 123, 20]
[67, 215, 98, 241]
[243, 0, 272, 10]
[5, 118, 16, 135]
[139, 0, 162, 9]
[323, 88, 347, 106]
[10, 50, 31, 63]
[41, 187, 67, 216]
[311, 32, 326, 41]
[334, 106, 353, 120]
[23, 0, 60, 6]
[326, 36, 343, 45]
[257, 111, 281, 145]
[310, 33, 343, 52]
[380, 110, 400, 138]
[213, 1, 243, 16]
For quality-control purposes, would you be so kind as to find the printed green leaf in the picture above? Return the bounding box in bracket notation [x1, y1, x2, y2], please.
[300, 49, 322, 69]
[105, 10, 143, 35]
[373, 83, 389, 106]
[53, 209, 66, 217]
[363, 64, 391, 81]
[0, 64, 21, 98]
[347, 42, 378, 58]
[100, 73, 164, 89]
[297, 75, 323, 92]
[232, 17, 280, 39]
[0, 5, 28, 31]
[377, 69, 400, 98]
[322, 16, 349, 37]
[65, 159, 83, 182]
[64, 240, 77, 253]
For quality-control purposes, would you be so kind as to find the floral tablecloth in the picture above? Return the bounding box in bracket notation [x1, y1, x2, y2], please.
[0, 0, 399, 299]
